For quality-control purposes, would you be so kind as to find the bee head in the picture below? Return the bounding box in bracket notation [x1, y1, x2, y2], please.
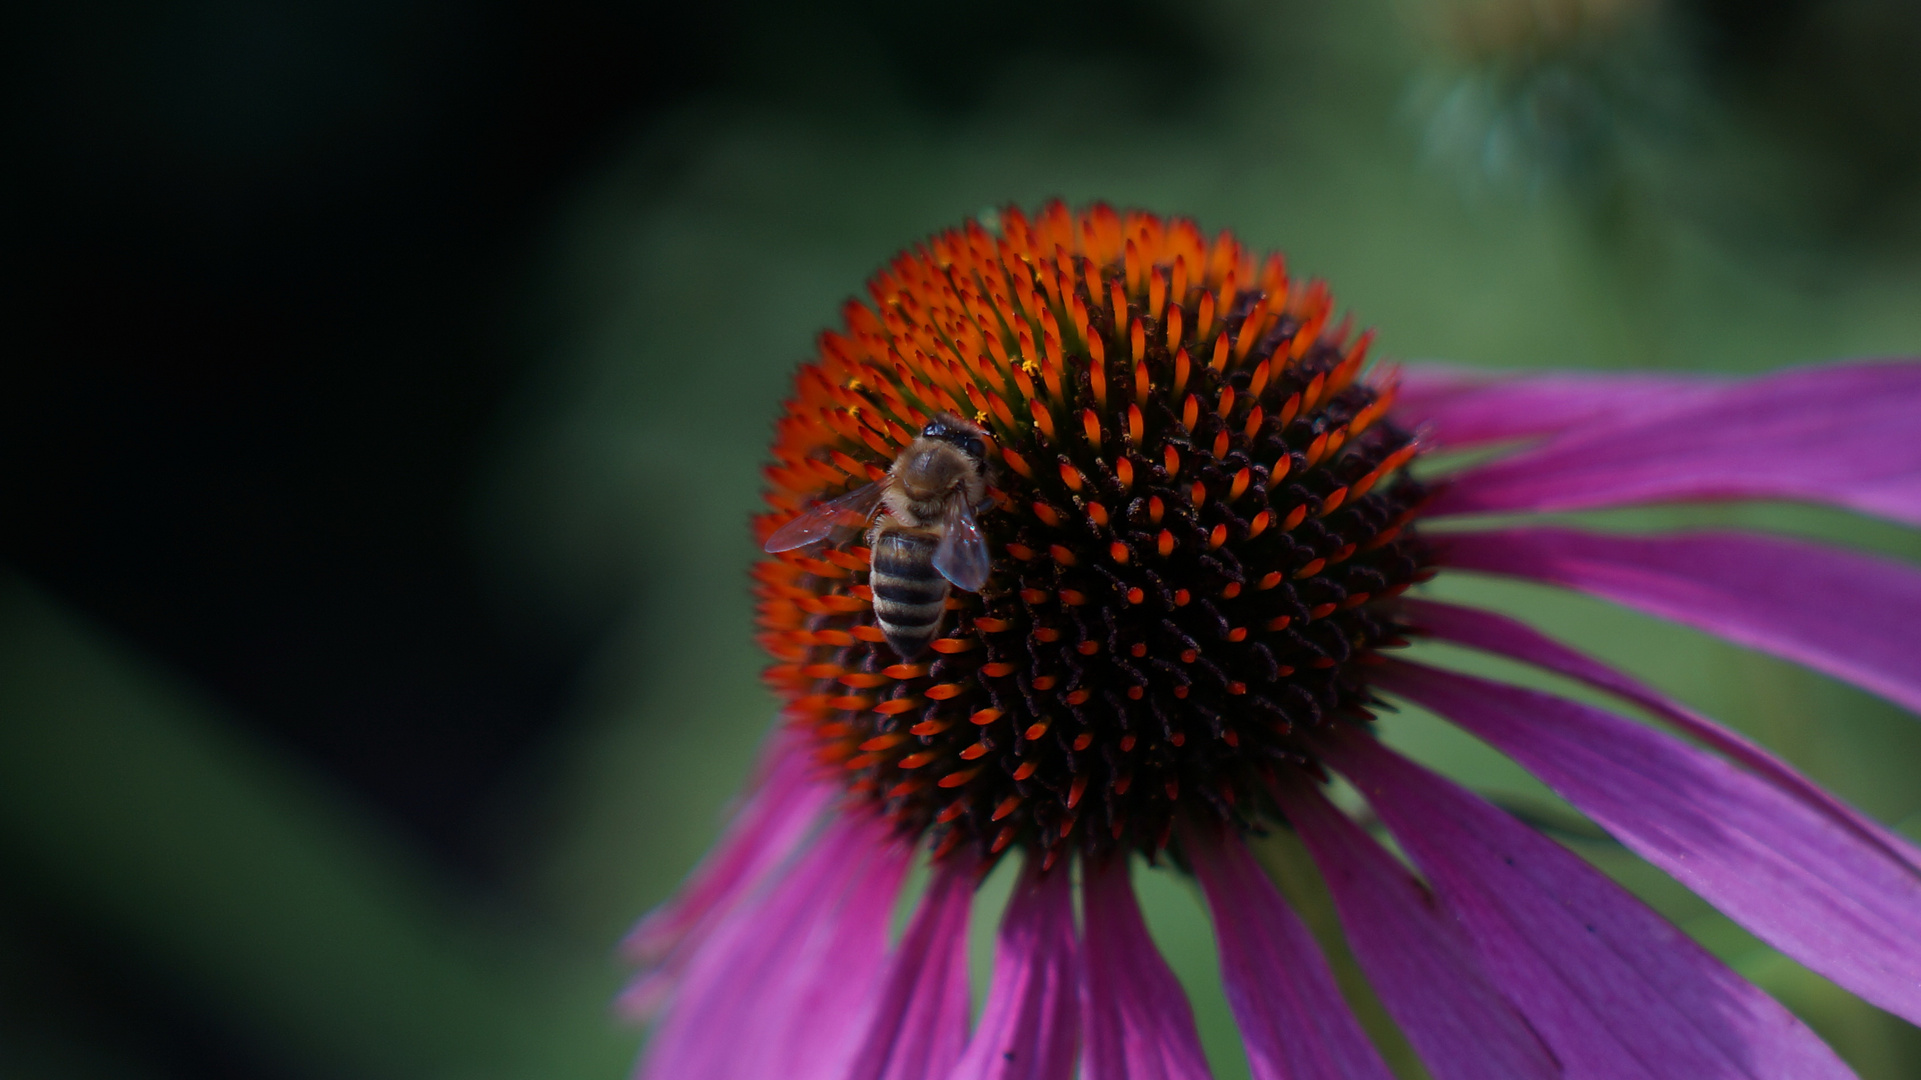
[920, 414, 988, 463]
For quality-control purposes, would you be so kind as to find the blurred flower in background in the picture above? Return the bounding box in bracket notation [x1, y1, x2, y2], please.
[1405, 0, 1696, 200]
[4, 2, 1921, 1079]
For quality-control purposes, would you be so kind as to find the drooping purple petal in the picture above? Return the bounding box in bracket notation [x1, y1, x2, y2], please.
[1184, 824, 1395, 1080]
[619, 725, 829, 964]
[1429, 359, 1921, 525]
[1378, 658, 1921, 1028]
[636, 812, 910, 1080]
[846, 853, 978, 1080]
[617, 726, 835, 1018]
[1273, 782, 1559, 1080]
[950, 861, 1080, 1080]
[1388, 364, 1728, 450]
[1442, 526, 1921, 717]
[1326, 731, 1854, 1080]
[1403, 597, 1921, 874]
[1079, 857, 1213, 1080]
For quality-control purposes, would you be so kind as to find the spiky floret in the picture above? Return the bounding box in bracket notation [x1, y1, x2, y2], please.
[755, 203, 1434, 865]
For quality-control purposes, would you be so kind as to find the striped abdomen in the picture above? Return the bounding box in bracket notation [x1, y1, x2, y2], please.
[869, 529, 948, 658]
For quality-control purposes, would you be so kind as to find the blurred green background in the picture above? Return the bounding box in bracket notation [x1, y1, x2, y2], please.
[7, 0, 1921, 1077]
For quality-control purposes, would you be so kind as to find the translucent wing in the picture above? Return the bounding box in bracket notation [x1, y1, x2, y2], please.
[764, 482, 883, 553]
[933, 496, 991, 592]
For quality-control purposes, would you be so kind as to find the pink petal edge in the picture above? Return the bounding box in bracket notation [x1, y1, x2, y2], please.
[617, 725, 835, 1019]
[1387, 364, 1728, 450]
[950, 860, 1080, 1080]
[1403, 597, 1921, 875]
[1441, 526, 1921, 718]
[846, 853, 978, 1080]
[1428, 359, 1921, 526]
[635, 812, 909, 1080]
[1274, 782, 1559, 1080]
[1079, 856, 1214, 1080]
[1326, 732, 1854, 1080]
[1377, 658, 1921, 1028]
[1184, 823, 1395, 1080]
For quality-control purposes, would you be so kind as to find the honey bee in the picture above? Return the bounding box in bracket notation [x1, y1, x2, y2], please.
[765, 414, 994, 658]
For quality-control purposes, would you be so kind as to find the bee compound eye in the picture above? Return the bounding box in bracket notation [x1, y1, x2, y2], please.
[921, 420, 948, 438]
[961, 437, 985, 458]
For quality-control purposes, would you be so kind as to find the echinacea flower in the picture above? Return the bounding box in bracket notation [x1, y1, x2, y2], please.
[620, 203, 1921, 1080]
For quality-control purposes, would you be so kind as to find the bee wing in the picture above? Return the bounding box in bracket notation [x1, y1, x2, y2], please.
[933, 496, 992, 592]
[764, 482, 884, 553]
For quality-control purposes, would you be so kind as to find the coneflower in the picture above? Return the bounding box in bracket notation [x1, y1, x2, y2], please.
[621, 203, 1921, 1080]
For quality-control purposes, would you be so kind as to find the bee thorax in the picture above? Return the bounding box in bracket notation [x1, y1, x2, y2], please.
[883, 490, 949, 527]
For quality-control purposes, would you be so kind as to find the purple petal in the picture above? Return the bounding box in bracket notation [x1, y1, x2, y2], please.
[1389, 364, 1727, 450]
[1442, 526, 1921, 718]
[617, 727, 835, 1019]
[1429, 359, 1921, 525]
[1326, 732, 1854, 1080]
[636, 812, 910, 1080]
[1184, 825, 1395, 1080]
[621, 726, 831, 963]
[950, 862, 1080, 1080]
[1079, 857, 1214, 1080]
[1377, 658, 1921, 1028]
[846, 854, 978, 1080]
[1404, 597, 1921, 875]
[1274, 782, 1559, 1080]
